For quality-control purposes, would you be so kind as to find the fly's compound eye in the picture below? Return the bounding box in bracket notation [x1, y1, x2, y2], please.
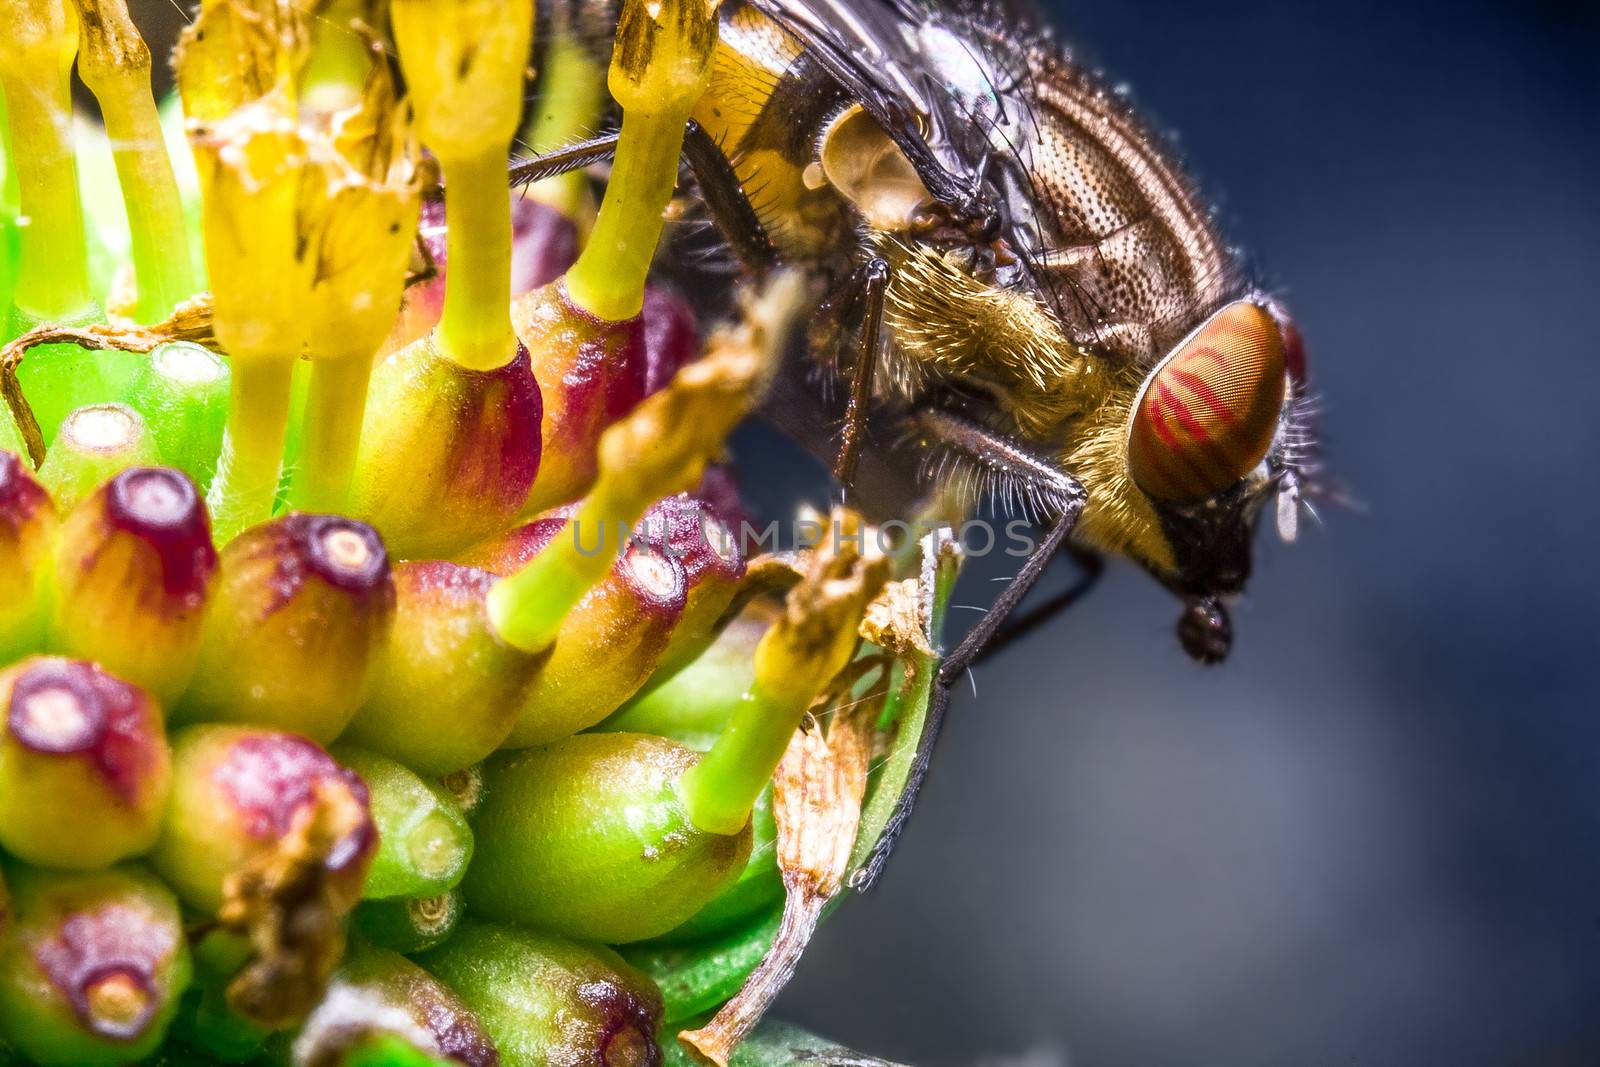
[1127, 301, 1288, 501]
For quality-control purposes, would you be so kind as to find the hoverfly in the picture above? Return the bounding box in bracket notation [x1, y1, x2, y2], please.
[513, 0, 1319, 882]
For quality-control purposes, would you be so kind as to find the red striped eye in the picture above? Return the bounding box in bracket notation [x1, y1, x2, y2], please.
[1127, 301, 1287, 501]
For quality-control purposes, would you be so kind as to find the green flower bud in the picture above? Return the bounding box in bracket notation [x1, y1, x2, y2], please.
[418, 920, 662, 1067]
[435, 763, 485, 823]
[0, 450, 57, 660]
[465, 733, 750, 944]
[607, 603, 773, 747]
[0, 863, 191, 1067]
[0, 657, 171, 868]
[602, 607, 784, 944]
[341, 562, 544, 775]
[125, 342, 230, 489]
[181, 514, 393, 743]
[12, 335, 134, 449]
[290, 941, 497, 1067]
[331, 747, 473, 901]
[654, 787, 779, 946]
[49, 466, 216, 702]
[34, 402, 159, 512]
[351, 891, 463, 957]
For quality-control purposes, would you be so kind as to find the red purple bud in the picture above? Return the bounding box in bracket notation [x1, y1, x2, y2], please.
[341, 561, 546, 774]
[640, 285, 700, 396]
[514, 282, 647, 514]
[181, 514, 395, 743]
[0, 657, 171, 869]
[50, 467, 217, 703]
[0, 451, 58, 659]
[351, 336, 543, 559]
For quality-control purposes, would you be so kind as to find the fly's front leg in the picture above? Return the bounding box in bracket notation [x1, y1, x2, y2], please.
[833, 257, 888, 497]
[849, 410, 1088, 889]
[974, 547, 1103, 667]
[506, 120, 777, 275]
[853, 497, 1083, 891]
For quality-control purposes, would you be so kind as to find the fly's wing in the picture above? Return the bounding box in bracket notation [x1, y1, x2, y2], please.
[747, 0, 1037, 215]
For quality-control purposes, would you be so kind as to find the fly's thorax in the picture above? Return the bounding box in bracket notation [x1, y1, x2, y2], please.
[874, 236, 1104, 430]
[1001, 50, 1237, 366]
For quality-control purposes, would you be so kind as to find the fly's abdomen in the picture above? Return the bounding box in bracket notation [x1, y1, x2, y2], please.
[690, 5, 850, 256]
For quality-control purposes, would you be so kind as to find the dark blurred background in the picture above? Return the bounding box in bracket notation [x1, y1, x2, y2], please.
[130, 0, 1600, 1063]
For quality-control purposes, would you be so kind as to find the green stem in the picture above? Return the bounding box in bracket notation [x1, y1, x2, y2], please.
[74, 0, 196, 321]
[290, 356, 372, 513]
[679, 677, 811, 838]
[208, 357, 294, 542]
[563, 104, 688, 322]
[436, 148, 516, 371]
[0, 61, 93, 319]
[93, 85, 195, 320]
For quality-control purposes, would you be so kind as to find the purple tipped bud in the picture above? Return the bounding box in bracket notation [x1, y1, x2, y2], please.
[182, 514, 395, 742]
[351, 336, 543, 559]
[637, 493, 746, 678]
[51, 467, 217, 702]
[0, 657, 171, 869]
[465, 514, 690, 748]
[0, 451, 58, 659]
[151, 726, 375, 916]
[341, 561, 545, 774]
[514, 283, 647, 514]
[0, 865, 190, 1066]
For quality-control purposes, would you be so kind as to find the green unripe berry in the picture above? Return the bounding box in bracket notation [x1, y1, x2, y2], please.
[419, 920, 662, 1067]
[351, 891, 463, 956]
[465, 732, 750, 943]
[332, 747, 474, 901]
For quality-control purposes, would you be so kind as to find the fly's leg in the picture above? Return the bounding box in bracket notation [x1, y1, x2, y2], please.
[972, 547, 1103, 666]
[833, 257, 889, 495]
[506, 131, 620, 185]
[506, 121, 777, 274]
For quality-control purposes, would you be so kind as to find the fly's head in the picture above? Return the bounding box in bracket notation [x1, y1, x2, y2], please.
[1120, 296, 1317, 663]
